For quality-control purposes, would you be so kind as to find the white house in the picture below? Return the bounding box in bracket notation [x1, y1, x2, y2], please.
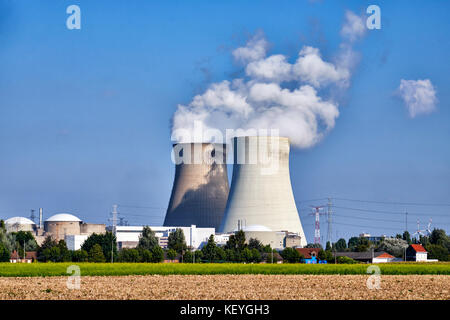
[406, 244, 428, 262]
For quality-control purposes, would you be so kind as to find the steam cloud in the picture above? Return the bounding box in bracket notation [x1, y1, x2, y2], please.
[172, 11, 366, 148]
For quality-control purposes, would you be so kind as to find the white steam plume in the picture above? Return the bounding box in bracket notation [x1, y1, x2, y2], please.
[172, 11, 366, 148]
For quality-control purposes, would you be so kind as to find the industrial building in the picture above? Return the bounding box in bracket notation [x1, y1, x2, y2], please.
[164, 143, 230, 230]
[220, 136, 307, 246]
[2, 211, 106, 248]
[5, 217, 35, 233]
[114, 225, 215, 250]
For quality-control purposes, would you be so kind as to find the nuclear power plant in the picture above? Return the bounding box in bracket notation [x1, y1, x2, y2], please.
[163, 142, 230, 230]
[162, 136, 307, 247]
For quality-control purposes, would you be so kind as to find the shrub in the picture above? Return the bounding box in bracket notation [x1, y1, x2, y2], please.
[336, 256, 357, 264]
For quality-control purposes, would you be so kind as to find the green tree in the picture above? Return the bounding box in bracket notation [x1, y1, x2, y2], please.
[325, 241, 332, 251]
[47, 246, 61, 262]
[89, 244, 106, 262]
[429, 229, 449, 247]
[37, 236, 58, 262]
[81, 232, 117, 262]
[280, 247, 301, 263]
[402, 231, 412, 245]
[318, 249, 334, 262]
[242, 248, 253, 262]
[202, 235, 217, 262]
[215, 247, 226, 261]
[348, 237, 359, 250]
[0, 243, 10, 262]
[72, 249, 88, 262]
[225, 248, 236, 262]
[426, 244, 449, 261]
[118, 248, 140, 262]
[137, 226, 159, 250]
[167, 228, 187, 254]
[183, 250, 193, 263]
[251, 248, 262, 263]
[194, 250, 203, 262]
[335, 238, 347, 251]
[151, 246, 164, 262]
[138, 248, 153, 262]
[166, 248, 177, 260]
[225, 230, 247, 251]
[57, 240, 72, 262]
[248, 238, 263, 252]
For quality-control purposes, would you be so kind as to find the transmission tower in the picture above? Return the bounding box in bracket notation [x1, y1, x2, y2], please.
[310, 205, 326, 245]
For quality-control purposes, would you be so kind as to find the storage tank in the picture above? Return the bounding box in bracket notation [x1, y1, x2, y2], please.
[163, 143, 230, 229]
[220, 136, 307, 246]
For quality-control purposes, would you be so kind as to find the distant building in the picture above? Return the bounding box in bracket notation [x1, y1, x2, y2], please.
[114, 225, 215, 250]
[335, 251, 395, 263]
[240, 226, 286, 250]
[359, 233, 387, 242]
[406, 244, 428, 262]
[284, 232, 303, 248]
[65, 234, 89, 251]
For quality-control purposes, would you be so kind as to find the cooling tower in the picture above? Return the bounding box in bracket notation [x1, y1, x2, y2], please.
[163, 143, 230, 230]
[220, 136, 307, 247]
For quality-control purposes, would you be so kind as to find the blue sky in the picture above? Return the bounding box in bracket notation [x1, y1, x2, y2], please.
[0, 0, 449, 245]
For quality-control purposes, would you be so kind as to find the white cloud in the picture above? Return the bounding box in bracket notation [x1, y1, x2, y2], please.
[340, 10, 366, 42]
[398, 79, 437, 118]
[232, 32, 269, 64]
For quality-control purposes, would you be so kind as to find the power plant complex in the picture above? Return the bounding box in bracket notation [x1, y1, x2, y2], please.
[2, 135, 308, 251]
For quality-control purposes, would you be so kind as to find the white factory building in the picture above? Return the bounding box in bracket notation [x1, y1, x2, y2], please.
[114, 225, 215, 250]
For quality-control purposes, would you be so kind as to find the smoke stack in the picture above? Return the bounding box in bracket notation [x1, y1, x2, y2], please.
[220, 136, 307, 246]
[39, 208, 43, 229]
[163, 143, 230, 230]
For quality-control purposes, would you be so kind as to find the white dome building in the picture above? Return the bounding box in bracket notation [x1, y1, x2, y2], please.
[5, 217, 35, 232]
[44, 213, 82, 241]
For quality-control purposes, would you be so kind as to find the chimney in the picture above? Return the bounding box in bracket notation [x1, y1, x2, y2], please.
[39, 208, 43, 229]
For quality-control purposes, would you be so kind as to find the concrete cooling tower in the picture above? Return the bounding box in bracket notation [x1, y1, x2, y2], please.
[163, 143, 230, 230]
[220, 136, 307, 247]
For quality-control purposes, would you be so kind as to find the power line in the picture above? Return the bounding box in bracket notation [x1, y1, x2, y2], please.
[334, 197, 450, 207]
[332, 205, 449, 217]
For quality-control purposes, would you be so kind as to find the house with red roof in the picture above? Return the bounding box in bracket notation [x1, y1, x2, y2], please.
[406, 244, 428, 262]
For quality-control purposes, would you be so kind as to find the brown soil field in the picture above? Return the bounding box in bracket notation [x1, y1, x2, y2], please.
[0, 275, 449, 300]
